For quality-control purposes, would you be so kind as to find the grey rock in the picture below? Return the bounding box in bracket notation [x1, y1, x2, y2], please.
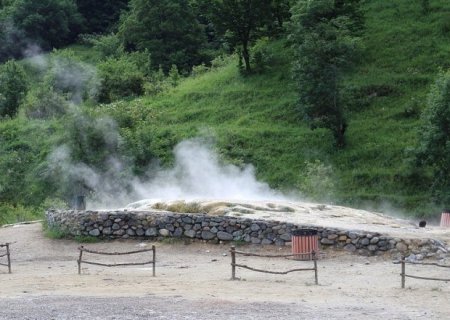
[217, 231, 233, 241]
[89, 229, 100, 237]
[280, 233, 292, 241]
[159, 229, 170, 237]
[396, 242, 408, 252]
[145, 228, 157, 237]
[344, 244, 356, 252]
[321, 238, 335, 245]
[112, 223, 120, 230]
[184, 230, 196, 238]
[201, 231, 216, 240]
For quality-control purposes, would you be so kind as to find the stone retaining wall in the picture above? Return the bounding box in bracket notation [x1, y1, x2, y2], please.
[46, 209, 449, 260]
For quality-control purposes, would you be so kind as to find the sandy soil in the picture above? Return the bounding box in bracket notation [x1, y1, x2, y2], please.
[0, 222, 449, 319]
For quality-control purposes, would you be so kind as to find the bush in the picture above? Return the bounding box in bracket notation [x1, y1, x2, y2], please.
[251, 37, 274, 74]
[415, 70, 450, 205]
[22, 83, 70, 119]
[97, 55, 145, 103]
[80, 33, 124, 59]
[0, 60, 29, 117]
[298, 160, 335, 201]
[0, 202, 39, 226]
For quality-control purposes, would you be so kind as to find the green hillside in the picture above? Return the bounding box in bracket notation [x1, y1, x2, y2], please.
[1, 0, 450, 224]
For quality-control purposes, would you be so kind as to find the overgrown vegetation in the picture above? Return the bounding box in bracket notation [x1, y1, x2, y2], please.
[1, 0, 450, 225]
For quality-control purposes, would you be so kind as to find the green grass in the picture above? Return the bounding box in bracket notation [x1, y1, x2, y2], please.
[1, 0, 450, 221]
[98, 1, 450, 217]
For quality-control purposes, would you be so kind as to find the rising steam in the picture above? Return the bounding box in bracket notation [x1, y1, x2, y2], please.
[131, 139, 287, 203]
[47, 137, 287, 210]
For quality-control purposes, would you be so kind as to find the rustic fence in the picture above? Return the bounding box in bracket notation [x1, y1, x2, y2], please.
[0, 243, 11, 273]
[230, 246, 318, 284]
[77, 245, 156, 276]
[397, 257, 450, 288]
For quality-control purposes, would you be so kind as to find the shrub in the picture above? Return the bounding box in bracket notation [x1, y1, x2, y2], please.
[298, 160, 335, 201]
[0, 60, 29, 118]
[97, 55, 145, 103]
[22, 83, 69, 119]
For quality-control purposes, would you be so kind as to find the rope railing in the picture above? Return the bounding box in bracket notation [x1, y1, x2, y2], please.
[0, 243, 12, 273]
[77, 245, 156, 276]
[230, 246, 318, 284]
[395, 257, 450, 288]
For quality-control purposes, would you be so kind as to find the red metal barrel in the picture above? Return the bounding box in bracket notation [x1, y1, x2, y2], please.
[440, 210, 450, 227]
[291, 229, 319, 260]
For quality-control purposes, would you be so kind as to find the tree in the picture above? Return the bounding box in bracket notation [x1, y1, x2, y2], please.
[415, 70, 450, 205]
[9, 0, 83, 50]
[0, 60, 28, 118]
[289, 0, 362, 147]
[118, 0, 205, 73]
[211, 0, 272, 73]
[75, 0, 129, 34]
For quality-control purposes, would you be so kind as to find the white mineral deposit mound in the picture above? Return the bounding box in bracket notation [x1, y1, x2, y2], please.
[126, 199, 450, 241]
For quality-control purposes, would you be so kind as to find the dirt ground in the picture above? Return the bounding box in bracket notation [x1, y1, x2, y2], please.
[0, 222, 449, 319]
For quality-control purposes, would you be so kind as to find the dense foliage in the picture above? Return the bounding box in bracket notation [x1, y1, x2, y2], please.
[118, 0, 206, 73]
[0, 60, 28, 117]
[0, 0, 450, 225]
[415, 70, 450, 205]
[289, 0, 362, 147]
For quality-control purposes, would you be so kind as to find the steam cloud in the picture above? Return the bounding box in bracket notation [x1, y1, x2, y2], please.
[132, 139, 287, 203]
[47, 137, 287, 210]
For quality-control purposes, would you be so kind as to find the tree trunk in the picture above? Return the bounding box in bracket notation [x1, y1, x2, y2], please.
[242, 41, 251, 72]
[334, 122, 347, 148]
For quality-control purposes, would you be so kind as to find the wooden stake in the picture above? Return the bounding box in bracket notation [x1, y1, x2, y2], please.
[78, 246, 84, 275]
[401, 257, 405, 289]
[152, 245, 156, 277]
[6, 243, 11, 274]
[313, 250, 318, 285]
[231, 246, 236, 280]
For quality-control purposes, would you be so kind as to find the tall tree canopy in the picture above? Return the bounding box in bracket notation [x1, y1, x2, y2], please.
[415, 70, 450, 205]
[211, 0, 272, 72]
[289, 0, 362, 147]
[118, 0, 205, 73]
[7, 0, 83, 50]
[75, 0, 129, 34]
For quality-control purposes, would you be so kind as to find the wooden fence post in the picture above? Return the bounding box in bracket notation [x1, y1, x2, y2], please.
[6, 243, 11, 274]
[78, 246, 84, 275]
[401, 257, 405, 289]
[231, 246, 236, 280]
[312, 250, 318, 285]
[152, 245, 156, 277]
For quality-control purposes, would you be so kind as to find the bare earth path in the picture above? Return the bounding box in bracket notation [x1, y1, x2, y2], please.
[0, 223, 449, 319]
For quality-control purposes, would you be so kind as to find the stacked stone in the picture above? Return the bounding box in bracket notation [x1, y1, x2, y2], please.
[46, 209, 448, 259]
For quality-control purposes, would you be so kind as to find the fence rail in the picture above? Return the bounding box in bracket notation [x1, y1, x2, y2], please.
[396, 258, 450, 288]
[77, 245, 156, 276]
[0, 243, 12, 273]
[230, 246, 318, 284]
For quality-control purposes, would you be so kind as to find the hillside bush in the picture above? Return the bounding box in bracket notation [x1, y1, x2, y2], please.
[0, 60, 28, 117]
[97, 56, 145, 103]
[415, 69, 450, 205]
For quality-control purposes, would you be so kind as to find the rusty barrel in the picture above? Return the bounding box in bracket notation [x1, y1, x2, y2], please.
[291, 229, 319, 260]
[440, 209, 450, 227]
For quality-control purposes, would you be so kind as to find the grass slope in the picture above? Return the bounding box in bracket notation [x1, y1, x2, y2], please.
[1, 0, 449, 221]
[101, 1, 450, 217]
